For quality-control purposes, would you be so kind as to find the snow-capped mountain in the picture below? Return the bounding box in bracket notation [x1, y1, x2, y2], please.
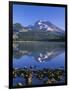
[27, 20, 64, 34]
[13, 20, 64, 34]
[13, 20, 65, 41]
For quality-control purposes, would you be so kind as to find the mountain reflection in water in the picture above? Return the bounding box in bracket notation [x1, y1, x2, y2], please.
[13, 41, 65, 62]
[13, 41, 65, 87]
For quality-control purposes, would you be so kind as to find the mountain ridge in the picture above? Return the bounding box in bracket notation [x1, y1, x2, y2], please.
[13, 20, 65, 41]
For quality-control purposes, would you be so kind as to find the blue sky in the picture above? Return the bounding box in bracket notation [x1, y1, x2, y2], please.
[13, 4, 65, 30]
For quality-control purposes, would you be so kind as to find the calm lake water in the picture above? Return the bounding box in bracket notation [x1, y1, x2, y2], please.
[13, 41, 65, 86]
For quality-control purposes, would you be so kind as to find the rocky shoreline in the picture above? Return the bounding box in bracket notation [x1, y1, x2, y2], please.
[13, 66, 65, 87]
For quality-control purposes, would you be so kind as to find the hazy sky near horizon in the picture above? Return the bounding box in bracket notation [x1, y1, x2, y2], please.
[13, 4, 65, 30]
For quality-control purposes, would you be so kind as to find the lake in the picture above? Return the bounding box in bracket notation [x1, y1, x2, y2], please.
[13, 41, 65, 87]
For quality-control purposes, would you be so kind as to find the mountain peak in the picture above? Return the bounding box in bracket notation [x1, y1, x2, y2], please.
[33, 20, 64, 33]
[13, 20, 64, 34]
